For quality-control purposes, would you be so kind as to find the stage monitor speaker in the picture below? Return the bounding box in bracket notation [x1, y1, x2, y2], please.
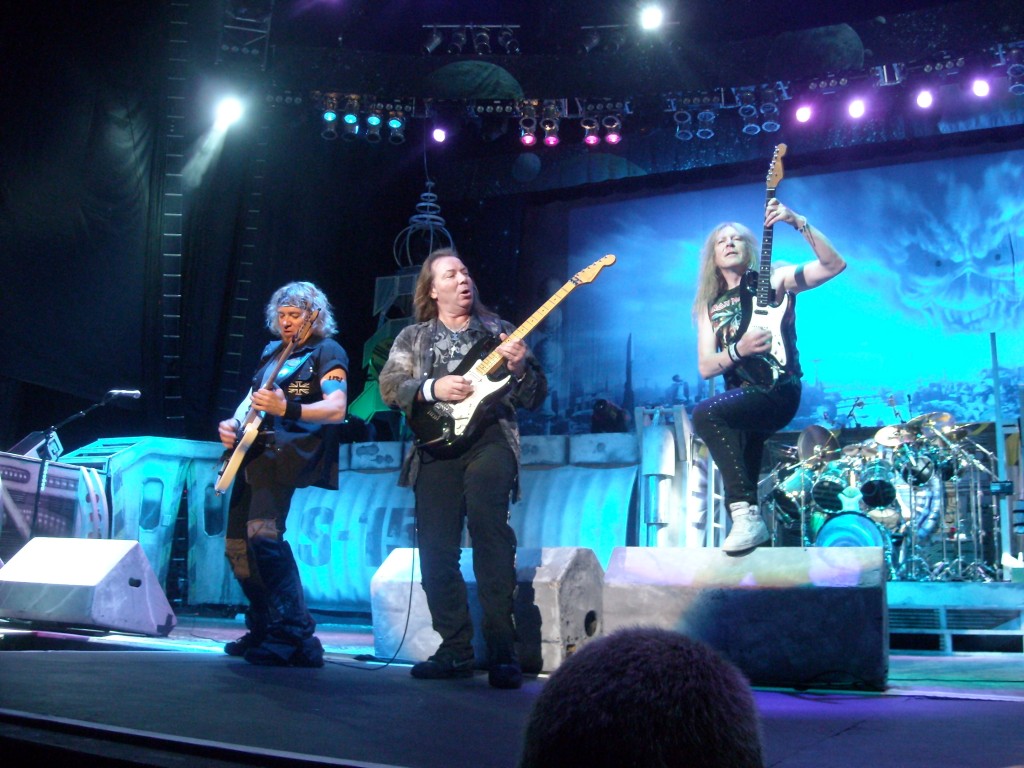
[602, 546, 888, 690]
[0, 537, 177, 636]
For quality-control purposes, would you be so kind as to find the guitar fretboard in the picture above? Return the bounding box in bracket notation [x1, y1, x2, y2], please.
[757, 185, 777, 307]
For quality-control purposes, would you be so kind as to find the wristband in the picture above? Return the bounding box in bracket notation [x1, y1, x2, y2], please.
[421, 378, 436, 402]
[727, 342, 741, 363]
[284, 400, 302, 421]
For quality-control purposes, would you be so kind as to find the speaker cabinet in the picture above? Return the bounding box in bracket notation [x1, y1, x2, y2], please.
[602, 546, 888, 690]
[0, 537, 177, 636]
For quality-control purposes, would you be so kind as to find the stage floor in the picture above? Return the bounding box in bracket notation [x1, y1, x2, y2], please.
[1, 615, 1023, 768]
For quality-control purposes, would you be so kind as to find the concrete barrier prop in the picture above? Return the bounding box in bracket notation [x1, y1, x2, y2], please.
[371, 546, 604, 673]
[602, 545, 888, 690]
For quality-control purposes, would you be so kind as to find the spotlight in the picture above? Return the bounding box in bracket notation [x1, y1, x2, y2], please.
[321, 103, 338, 140]
[602, 114, 622, 144]
[432, 126, 447, 143]
[342, 96, 360, 125]
[639, 4, 664, 30]
[422, 27, 444, 55]
[387, 113, 406, 144]
[1007, 49, 1024, 95]
[847, 97, 866, 118]
[519, 102, 537, 146]
[341, 121, 359, 141]
[602, 28, 626, 53]
[365, 110, 383, 143]
[214, 96, 244, 130]
[541, 101, 560, 146]
[695, 108, 715, 139]
[498, 26, 520, 55]
[472, 28, 491, 55]
[741, 113, 761, 135]
[578, 28, 600, 54]
[794, 104, 813, 123]
[673, 110, 693, 141]
[321, 93, 338, 124]
[581, 116, 600, 145]
[971, 77, 990, 97]
[915, 88, 934, 109]
[447, 27, 467, 54]
[759, 87, 780, 132]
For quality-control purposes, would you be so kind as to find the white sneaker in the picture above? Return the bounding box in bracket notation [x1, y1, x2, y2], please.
[722, 504, 769, 553]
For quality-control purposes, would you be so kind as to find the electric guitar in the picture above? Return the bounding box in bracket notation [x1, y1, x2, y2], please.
[409, 254, 616, 451]
[737, 143, 797, 385]
[214, 309, 320, 494]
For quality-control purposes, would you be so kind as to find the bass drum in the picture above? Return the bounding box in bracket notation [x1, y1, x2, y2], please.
[814, 512, 890, 550]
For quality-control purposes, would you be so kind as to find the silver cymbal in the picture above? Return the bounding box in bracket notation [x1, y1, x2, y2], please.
[798, 424, 839, 462]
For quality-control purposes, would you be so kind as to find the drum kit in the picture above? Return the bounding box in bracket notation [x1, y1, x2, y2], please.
[767, 412, 997, 580]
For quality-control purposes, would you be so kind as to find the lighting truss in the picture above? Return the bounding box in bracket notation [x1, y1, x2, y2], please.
[420, 24, 522, 55]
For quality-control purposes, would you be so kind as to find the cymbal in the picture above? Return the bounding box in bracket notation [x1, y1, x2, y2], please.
[905, 411, 953, 437]
[797, 424, 840, 462]
[939, 421, 990, 443]
[874, 425, 915, 447]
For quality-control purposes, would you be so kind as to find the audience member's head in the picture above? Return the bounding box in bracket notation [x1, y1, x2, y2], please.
[518, 627, 764, 768]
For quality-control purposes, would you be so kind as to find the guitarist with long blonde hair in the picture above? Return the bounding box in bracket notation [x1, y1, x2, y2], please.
[691, 176, 845, 553]
[216, 281, 348, 666]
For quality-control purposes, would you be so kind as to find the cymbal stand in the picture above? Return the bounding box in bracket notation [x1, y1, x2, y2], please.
[896, 441, 932, 581]
[960, 439, 998, 581]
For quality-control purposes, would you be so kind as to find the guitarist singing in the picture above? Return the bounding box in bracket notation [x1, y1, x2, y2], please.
[378, 247, 547, 689]
[216, 281, 348, 667]
[691, 184, 846, 554]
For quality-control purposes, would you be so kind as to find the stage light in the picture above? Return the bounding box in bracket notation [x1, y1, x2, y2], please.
[741, 113, 760, 135]
[915, 88, 934, 109]
[581, 117, 600, 145]
[214, 96, 244, 130]
[321, 103, 338, 140]
[847, 97, 866, 118]
[519, 102, 537, 146]
[971, 78, 990, 97]
[341, 121, 359, 141]
[602, 114, 622, 144]
[794, 104, 813, 123]
[759, 87, 781, 132]
[1007, 49, 1024, 95]
[639, 4, 664, 31]
[447, 27, 467, 54]
[472, 28, 491, 55]
[602, 28, 626, 53]
[541, 101, 561, 146]
[342, 96, 360, 125]
[673, 110, 693, 141]
[432, 126, 447, 143]
[422, 27, 443, 55]
[498, 26, 520, 55]
[578, 28, 600, 54]
[365, 111, 382, 143]
[695, 108, 715, 139]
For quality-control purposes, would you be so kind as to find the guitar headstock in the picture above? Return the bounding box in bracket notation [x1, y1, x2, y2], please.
[766, 143, 787, 189]
[572, 254, 617, 284]
[292, 308, 321, 343]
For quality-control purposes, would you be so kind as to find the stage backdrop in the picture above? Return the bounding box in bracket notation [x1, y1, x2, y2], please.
[519, 146, 1023, 436]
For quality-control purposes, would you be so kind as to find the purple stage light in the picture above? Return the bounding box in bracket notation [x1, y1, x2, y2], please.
[915, 89, 934, 109]
[795, 105, 812, 123]
[848, 98, 866, 118]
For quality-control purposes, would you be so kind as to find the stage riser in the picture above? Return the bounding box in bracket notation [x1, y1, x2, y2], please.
[602, 546, 889, 690]
[370, 547, 603, 673]
[0, 537, 177, 636]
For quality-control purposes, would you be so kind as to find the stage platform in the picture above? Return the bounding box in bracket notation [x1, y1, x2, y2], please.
[2, 606, 1023, 768]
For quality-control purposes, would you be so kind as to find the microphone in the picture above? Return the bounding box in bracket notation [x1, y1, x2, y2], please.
[887, 395, 904, 423]
[105, 389, 142, 400]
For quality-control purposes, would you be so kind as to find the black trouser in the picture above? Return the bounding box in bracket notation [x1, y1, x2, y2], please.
[225, 446, 319, 661]
[414, 421, 519, 664]
[691, 377, 802, 509]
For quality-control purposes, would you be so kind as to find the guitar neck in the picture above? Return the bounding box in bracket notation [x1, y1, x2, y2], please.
[474, 276, 579, 376]
[757, 184, 778, 307]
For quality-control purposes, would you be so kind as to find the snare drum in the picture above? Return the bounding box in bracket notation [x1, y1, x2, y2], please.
[858, 459, 897, 509]
[811, 460, 856, 512]
[815, 512, 890, 549]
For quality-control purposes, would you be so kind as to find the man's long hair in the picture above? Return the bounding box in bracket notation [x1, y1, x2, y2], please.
[412, 247, 499, 324]
[691, 222, 757, 323]
[264, 281, 338, 337]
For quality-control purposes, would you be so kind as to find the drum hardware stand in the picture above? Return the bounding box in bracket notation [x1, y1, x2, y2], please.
[895, 440, 934, 581]
[961, 439, 999, 581]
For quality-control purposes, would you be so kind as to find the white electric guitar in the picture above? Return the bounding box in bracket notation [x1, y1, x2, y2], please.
[737, 144, 796, 385]
[409, 255, 616, 451]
